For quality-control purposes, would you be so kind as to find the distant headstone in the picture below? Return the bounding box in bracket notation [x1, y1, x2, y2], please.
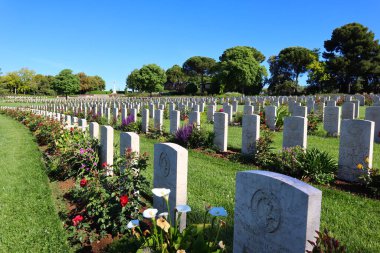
[241, 114, 260, 155]
[323, 106, 341, 136]
[213, 112, 228, 152]
[365, 106, 380, 143]
[100, 126, 114, 176]
[283, 116, 307, 149]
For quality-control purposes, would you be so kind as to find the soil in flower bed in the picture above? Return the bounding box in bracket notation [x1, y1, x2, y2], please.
[329, 179, 379, 200]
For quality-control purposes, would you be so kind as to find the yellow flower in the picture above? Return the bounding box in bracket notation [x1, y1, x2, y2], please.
[357, 163, 363, 170]
[176, 250, 186, 253]
[365, 156, 369, 164]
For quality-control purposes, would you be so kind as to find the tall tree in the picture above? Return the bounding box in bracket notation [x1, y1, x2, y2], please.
[133, 64, 166, 95]
[182, 56, 216, 93]
[216, 46, 267, 94]
[126, 69, 140, 92]
[53, 69, 80, 98]
[165, 64, 188, 92]
[323, 22, 380, 93]
[33, 74, 56, 95]
[267, 47, 317, 94]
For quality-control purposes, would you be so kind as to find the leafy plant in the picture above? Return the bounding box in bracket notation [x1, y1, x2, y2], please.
[307, 229, 346, 253]
[302, 148, 337, 184]
[275, 106, 289, 130]
[125, 188, 227, 253]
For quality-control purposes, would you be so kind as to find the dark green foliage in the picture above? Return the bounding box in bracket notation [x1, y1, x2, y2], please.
[53, 69, 80, 95]
[267, 47, 318, 95]
[216, 46, 267, 95]
[302, 148, 337, 184]
[126, 64, 167, 95]
[185, 82, 198, 95]
[183, 56, 216, 93]
[323, 22, 380, 94]
[360, 169, 380, 197]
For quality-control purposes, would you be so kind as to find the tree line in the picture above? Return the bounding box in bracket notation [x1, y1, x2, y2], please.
[0, 68, 105, 96]
[127, 22, 380, 95]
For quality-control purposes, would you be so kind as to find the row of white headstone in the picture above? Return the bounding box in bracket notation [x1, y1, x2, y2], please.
[1, 106, 323, 253]
[20, 102, 380, 184]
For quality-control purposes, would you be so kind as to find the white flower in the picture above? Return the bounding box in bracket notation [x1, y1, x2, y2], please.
[158, 212, 169, 218]
[175, 204, 191, 213]
[218, 241, 225, 249]
[152, 188, 171, 200]
[209, 207, 227, 217]
[127, 219, 139, 229]
[143, 208, 158, 219]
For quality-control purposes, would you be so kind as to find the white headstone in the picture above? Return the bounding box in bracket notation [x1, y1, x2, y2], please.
[234, 170, 322, 253]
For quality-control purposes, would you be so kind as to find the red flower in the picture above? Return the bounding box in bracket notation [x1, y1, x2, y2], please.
[72, 215, 83, 226]
[102, 162, 108, 168]
[70, 127, 74, 132]
[126, 147, 132, 153]
[218, 108, 224, 112]
[80, 178, 87, 187]
[120, 195, 129, 207]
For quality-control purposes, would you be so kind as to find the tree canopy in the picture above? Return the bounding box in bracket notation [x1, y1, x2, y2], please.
[216, 46, 267, 94]
[182, 56, 216, 93]
[53, 69, 80, 96]
[267, 47, 318, 95]
[323, 22, 380, 93]
[126, 64, 166, 95]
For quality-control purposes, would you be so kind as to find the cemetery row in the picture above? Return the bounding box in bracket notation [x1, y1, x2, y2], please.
[9, 94, 380, 183]
[0, 106, 324, 252]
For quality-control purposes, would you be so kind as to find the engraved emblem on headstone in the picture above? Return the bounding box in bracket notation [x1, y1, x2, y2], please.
[159, 152, 170, 177]
[251, 189, 281, 233]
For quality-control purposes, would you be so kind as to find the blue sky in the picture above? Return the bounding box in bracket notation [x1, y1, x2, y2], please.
[1, 0, 379, 90]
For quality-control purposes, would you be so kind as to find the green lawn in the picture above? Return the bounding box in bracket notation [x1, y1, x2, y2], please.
[0, 114, 70, 253]
[112, 129, 380, 252]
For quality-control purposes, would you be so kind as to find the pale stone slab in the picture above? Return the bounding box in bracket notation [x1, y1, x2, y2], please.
[89, 122, 99, 139]
[100, 126, 114, 176]
[170, 110, 180, 134]
[241, 114, 260, 155]
[153, 143, 188, 229]
[213, 112, 228, 152]
[323, 106, 341, 136]
[243, 105, 254, 115]
[338, 119, 374, 182]
[154, 109, 164, 131]
[293, 105, 307, 118]
[265, 106, 277, 131]
[120, 132, 140, 155]
[342, 102, 355, 119]
[142, 108, 149, 133]
[189, 111, 200, 128]
[365, 106, 380, 143]
[234, 170, 321, 253]
[283, 116, 307, 149]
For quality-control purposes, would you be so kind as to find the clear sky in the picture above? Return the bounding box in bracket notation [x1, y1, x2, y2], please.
[1, 0, 379, 90]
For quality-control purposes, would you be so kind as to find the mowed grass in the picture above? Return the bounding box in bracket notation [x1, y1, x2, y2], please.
[112, 129, 380, 252]
[0, 114, 70, 253]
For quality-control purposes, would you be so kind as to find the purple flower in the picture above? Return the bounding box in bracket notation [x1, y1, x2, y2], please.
[175, 124, 193, 145]
[93, 162, 98, 166]
[80, 164, 86, 168]
[122, 114, 135, 127]
[79, 148, 85, 154]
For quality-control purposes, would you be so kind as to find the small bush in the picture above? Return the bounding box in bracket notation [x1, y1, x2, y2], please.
[302, 148, 337, 184]
[307, 229, 347, 253]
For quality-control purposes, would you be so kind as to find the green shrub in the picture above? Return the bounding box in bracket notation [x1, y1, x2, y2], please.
[307, 229, 347, 253]
[302, 148, 337, 184]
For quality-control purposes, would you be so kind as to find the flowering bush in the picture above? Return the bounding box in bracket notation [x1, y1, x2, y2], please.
[124, 188, 227, 252]
[307, 229, 346, 253]
[67, 149, 149, 244]
[119, 114, 140, 132]
[172, 124, 214, 149]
